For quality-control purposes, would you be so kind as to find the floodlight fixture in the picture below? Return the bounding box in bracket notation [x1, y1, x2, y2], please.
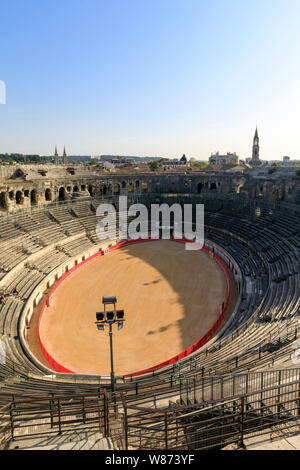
[96, 312, 105, 322]
[102, 295, 117, 305]
[116, 310, 125, 320]
[106, 311, 115, 322]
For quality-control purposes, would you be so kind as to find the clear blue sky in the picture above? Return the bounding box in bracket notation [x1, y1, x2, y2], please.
[1, 0, 300, 160]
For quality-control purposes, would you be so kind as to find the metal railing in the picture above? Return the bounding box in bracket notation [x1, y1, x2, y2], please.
[121, 378, 300, 450]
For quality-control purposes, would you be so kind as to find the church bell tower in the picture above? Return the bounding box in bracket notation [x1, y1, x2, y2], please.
[252, 127, 260, 165]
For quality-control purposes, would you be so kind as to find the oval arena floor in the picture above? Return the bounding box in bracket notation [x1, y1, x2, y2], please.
[35, 240, 238, 376]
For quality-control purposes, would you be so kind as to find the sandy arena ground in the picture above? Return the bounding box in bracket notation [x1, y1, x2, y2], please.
[37, 240, 237, 376]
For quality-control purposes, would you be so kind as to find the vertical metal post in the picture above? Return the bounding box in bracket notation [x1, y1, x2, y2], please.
[50, 394, 54, 429]
[297, 381, 300, 417]
[277, 371, 282, 416]
[97, 389, 102, 432]
[165, 413, 168, 450]
[82, 396, 86, 424]
[109, 323, 115, 393]
[103, 393, 108, 437]
[186, 379, 189, 403]
[260, 372, 264, 416]
[123, 399, 128, 450]
[240, 396, 245, 448]
[9, 403, 14, 441]
[57, 399, 61, 434]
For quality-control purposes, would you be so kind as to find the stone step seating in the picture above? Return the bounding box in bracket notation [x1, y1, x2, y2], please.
[31, 225, 68, 246]
[77, 214, 97, 231]
[0, 219, 24, 241]
[14, 270, 45, 300]
[48, 207, 85, 236]
[59, 236, 95, 258]
[72, 202, 95, 218]
[33, 249, 70, 275]
[0, 297, 23, 336]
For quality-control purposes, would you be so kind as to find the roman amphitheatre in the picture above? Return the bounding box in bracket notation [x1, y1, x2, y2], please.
[0, 161, 299, 451]
[36, 240, 236, 376]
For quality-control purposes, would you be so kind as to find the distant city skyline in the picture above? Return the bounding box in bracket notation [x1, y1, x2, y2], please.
[1, 0, 300, 160]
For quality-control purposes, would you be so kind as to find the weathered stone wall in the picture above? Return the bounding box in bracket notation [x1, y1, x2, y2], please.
[0, 164, 299, 212]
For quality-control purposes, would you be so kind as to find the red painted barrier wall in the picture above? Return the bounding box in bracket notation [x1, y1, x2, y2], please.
[38, 238, 231, 377]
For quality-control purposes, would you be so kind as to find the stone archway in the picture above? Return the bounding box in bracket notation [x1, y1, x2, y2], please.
[45, 188, 52, 201]
[30, 189, 38, 205]
[16, 191, 24, 205]
[197, 183, 203, 194]
[88, 185, 95, 197]
[59, 187, 66, 201]
[0, 192, 7, 210]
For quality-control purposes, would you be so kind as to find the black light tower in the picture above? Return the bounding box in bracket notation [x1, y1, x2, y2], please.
[95, 295, 125, 392]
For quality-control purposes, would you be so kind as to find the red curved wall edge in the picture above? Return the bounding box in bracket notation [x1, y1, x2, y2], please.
[37, 238, 231, 377]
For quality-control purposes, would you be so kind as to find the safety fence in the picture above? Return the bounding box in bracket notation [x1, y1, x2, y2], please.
[0, 390, 118, 444]
[37, 238, 231, 376]
[1, 376, 300, 450]
[121, 378, 300, 450]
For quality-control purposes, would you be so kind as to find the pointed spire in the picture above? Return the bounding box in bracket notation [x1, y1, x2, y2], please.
[63, 146, 67, 165]
[252, 126, 260, 163]
[54, 146, 59, 165]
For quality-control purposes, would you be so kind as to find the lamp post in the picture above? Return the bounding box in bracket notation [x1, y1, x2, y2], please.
[95, 295, 125, 393]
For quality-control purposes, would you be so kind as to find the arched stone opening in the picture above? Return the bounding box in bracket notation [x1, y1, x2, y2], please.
[88, 185, 95, 197]
[9, 190, 14, 200]
[102, 185, 107, 196]
[73, 185, 79, 193]
[59, 187, 66, 201]
[81, 185, 86, 191]
[197, 183, 203, 193]
[128, 183, 134, 193]
[16, 191, 24, 205]
[31, 189, 38, 205]
[135, 180, 140, 189]
[122, 181, 127, 189]
[210, 182, 217, 190]
[0, 192, 7, 210]
[45, 188, 52, 201]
